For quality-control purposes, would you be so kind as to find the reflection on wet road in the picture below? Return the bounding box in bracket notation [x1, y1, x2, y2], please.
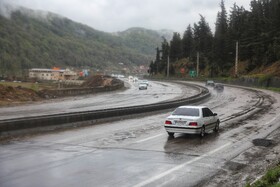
[0, 81, 280, 187]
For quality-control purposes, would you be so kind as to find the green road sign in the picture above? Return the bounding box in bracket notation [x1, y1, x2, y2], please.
[189, 70, 196, 77]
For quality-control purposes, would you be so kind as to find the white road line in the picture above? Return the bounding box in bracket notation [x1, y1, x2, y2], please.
[133, 142, 232, 187]
[264, 115, 278, 125]
[136, 134, 165, 143]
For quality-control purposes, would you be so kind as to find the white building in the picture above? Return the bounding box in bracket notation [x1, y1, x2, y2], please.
[29, 68, 78, 81]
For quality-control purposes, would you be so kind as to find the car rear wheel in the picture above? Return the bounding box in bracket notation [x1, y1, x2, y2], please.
[214, 120, 220, 132]
[167, 132, 174, 137]
[200, 126, 205, 137]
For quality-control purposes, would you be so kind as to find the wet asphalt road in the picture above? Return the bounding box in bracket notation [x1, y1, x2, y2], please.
[0, 80, 198, 120]
[0, 81, 280, 187]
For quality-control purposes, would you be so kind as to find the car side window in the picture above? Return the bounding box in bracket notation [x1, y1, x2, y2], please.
[202, 108, 209, 117]
[202, 108, 214, 117]
[206, 108, 214, 116]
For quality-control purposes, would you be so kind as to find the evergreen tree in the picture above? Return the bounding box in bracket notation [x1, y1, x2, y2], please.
[213, 0, 229, 73]
[169, 32, 182, 62]
[154, 47, 161, 74]
[152, 0, 280, 77]
[193, 15, 213, 71]
[160, 37, 170, 74]
[149, 60, 155, 75]
[228, 3, 248, 60]
[182, 24, 194, 59]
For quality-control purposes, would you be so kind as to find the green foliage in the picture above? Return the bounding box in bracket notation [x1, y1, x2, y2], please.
[30, 83, 39, 91]
[0, 8, 167, 78]
[258, 74, 274, 84]
[248, 165, 280, 187]
[169, 32, 183, 62]
[153, 0, 280, 77]
[182, 24, 194, 59]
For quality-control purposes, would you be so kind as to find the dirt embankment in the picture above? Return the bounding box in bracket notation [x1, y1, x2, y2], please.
[81, 75, 120, 87]
[0, 84, 42, 106]
[0, 75, 122, 107]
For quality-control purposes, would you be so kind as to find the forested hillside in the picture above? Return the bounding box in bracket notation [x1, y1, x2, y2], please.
[0, 6, 171, 78]
[115, 28, 172, 55]
[150, 0, 280, 77]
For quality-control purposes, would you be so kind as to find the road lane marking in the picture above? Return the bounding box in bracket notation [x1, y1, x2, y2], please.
[133, 142, 232, 187]
[136, 134, 165, 143]
[265, 115, 278, 125]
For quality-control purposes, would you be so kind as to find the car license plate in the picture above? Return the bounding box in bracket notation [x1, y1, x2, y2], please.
[176, 121, 186, 126]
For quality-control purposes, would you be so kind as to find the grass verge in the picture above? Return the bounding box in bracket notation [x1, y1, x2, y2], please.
[246, 163, 280, 187]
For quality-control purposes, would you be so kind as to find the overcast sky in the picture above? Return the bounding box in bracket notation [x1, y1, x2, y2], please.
[2, 0, 251, 33]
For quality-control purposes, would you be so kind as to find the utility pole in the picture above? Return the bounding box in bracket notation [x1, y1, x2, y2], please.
[196, 51, 199, 77]
[235, 41, 239, 77]
[167, 55, 169, 78]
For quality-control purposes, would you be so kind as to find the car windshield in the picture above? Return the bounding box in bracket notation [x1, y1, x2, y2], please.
[172, 108, 199, 116]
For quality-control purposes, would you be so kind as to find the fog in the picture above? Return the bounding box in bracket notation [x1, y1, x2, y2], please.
[1, 0, 251, 33]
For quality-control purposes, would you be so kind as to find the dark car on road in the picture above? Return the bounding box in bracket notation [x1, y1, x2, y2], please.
[214, 84, 224, 92]
[205, 80, 215, 87]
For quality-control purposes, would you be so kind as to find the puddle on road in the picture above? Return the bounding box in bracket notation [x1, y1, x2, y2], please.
[252, 138, 274, 147]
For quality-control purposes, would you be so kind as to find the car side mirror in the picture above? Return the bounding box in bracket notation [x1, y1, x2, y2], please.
[213, 113, 217, 116]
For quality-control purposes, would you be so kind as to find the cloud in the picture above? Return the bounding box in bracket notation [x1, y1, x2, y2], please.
[2, 0, 251, 33]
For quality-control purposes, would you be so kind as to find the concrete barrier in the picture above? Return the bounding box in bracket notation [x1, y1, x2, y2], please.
[39, 82, 124, 97]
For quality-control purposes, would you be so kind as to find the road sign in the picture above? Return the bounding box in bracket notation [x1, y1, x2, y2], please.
[189, 70, 196, 77]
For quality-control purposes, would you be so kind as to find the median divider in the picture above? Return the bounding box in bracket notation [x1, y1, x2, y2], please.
[0, 82, 210, 137]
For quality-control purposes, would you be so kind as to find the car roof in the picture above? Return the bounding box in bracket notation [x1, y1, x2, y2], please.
[177, 106, 207, 109]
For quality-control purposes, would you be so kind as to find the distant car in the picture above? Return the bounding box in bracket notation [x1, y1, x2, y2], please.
[139, 83, 148, 90]
[205, 80, 215, 87]
[133, 77, 138, 82]
[128, 76, 134, 82]
[164, 106, 220, 137]
[214, 84, 224, 92]
[141, 80, 149, 86]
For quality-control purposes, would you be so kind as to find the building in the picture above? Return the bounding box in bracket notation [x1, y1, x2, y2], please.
[29, 68, 78, 81]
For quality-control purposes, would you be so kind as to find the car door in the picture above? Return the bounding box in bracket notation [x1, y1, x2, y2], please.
[204, 108, 216, 129]
[202, 108, 211, 128]
[202, 108, 216, 131]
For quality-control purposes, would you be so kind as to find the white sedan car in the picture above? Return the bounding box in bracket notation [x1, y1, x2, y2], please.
[164, 106, 220, 137]
[138, 83, 148, 90]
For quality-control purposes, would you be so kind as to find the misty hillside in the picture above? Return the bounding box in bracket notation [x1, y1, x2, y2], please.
[115, 27, 173, 55]
[0, 5, 173, 77]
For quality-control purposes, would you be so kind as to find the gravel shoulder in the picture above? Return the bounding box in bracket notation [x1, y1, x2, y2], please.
[199, 89, 280, 187]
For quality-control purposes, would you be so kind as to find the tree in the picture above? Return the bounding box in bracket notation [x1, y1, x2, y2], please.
[160, 37, 170, 74]
[228, 4, 248, 60]
[182, 24, 194, 59]
[213, 0, 229, 73]
[153, 47, 161, 74]
[149, 60, 155, 75]
[193, 15, 213, 72]
[169, 32, 182, 62]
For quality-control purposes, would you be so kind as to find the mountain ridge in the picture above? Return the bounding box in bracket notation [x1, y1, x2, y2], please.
[0, 4, 173, 78]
